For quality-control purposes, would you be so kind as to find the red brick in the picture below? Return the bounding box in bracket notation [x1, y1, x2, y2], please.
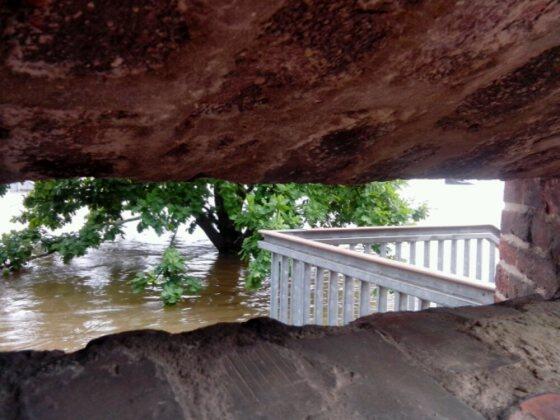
[495, 265, 535, 300]
[499, 179, 560, 299]
[530, 213, 554, 251]
[500, 209, 532, 243]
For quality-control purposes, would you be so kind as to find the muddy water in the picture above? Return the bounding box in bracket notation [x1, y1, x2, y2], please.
[0, 238, 269, 352]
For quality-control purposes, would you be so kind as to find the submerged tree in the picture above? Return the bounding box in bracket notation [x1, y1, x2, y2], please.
[0, 179, 427, 304]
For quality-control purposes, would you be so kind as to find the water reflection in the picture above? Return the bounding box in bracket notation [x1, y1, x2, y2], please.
[0, 238, 269, 352]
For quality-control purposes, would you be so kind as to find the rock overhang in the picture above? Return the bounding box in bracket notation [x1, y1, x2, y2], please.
[1, 0, 560, 184]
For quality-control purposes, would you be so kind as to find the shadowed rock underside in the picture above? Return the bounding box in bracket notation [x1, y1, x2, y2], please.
[2, 0, 560, 183]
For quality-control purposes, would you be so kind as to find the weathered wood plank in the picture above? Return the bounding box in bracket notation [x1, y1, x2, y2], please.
[328, 271, 339, 326]
[279, 256, 290, 323]
[437, 240, 444, 271]
[451, 239, 458, 275]
[399, 293, 410, 311]
[420, 299, 430, 310]
[303, 263, 312, 324]
[380, 243, 388, 258]
[269, 253, 280, 319]
[291, 260, 304, 326]
[377, 287, 388, 313]
[463, 239, 471, 278]
[359, 280, 371, 317]
[476, 238, 483, 280]
[489, 244, 496, 283]
[314, 268, 325, 324]
[343, 275, 354, 324]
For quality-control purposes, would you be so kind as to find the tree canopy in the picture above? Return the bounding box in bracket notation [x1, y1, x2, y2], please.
[0, 179, 427, 304]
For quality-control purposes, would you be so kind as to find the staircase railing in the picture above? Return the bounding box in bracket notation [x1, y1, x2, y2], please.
[259, 225, 499, 326]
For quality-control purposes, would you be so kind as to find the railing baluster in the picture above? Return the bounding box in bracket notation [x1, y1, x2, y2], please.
[437, 240, 444, 271]
[476, 238, 483, 280]
[269, 253, 280, 319]
[261, 225, 499, 325]
[380, 243, 388, 258]
[343, 275, 354, 324]
[360, 280, 371, 317]
[315, 268, 325, 324]
[291, 260, 304, 326]
[349, 243, 357, 251]
[489, 244, 496, 283]
[394, 291, 401, 311]
[463, 239, 471, 277]
[451, 239, 458, 274]
[279, 256, 290, 323]
[399, 293, 410, 311]
[423, 241, 430, 268]
[303, 263, 311, 324]
[377, 286, 388, 313]
[328, 271, 338, 326]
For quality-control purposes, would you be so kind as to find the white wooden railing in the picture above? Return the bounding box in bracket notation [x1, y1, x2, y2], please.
[259, 225, 499, 326]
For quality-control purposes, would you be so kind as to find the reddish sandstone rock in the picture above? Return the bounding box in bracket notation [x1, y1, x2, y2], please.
[1, 1, 560, 183]
[0, 296, 559, 419]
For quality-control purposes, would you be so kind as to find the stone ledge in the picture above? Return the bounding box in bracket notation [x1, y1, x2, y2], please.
[1, 296, 559, 419]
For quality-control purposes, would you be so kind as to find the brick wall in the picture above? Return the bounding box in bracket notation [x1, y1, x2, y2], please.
[496, 178, 560, 301]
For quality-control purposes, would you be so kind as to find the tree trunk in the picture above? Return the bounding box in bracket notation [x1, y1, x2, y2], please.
[194, 185, 246, 255]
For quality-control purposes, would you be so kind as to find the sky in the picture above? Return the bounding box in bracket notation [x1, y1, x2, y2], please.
[401, 179, 503, 228]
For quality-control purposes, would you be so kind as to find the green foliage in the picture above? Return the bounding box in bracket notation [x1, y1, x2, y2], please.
[0, 178, 427, 304]
[132, 247, 201, 305]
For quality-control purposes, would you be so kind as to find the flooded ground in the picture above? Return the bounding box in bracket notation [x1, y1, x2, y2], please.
[0, 238, 269, 352]
[0, 191, 268, 351]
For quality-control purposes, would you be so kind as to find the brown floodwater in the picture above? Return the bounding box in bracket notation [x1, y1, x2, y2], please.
[0, 238, 269, 352]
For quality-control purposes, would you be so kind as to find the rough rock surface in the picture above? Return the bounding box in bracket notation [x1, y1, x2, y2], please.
[498, 178, 560, 300]
[2, 1, 560, 183]
[1, 296, 559, 419]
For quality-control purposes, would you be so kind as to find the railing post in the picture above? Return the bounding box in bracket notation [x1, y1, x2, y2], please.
[328, 271, 338, 326]
[423, 241, 430, 269]
[399, 293, 410, 311]
[476, 238, 483, 280]
[359, 281, 371, 317]
[451, 239, 458, 274]
[380, 243, 388, 258]
[419, 299, 430, 310]
[463, 239, 471, 277]
[279, 256, 290, 323]
[291, 260, 304, 326]
[409, 241, 416, 265]
[396, 242, 402, 261]
[303, 263, 311, 324]
[377, 286, 388, 313]
[314, 268, 325, 324]
[437, 240, 444, 271]
[269, 253, 280, 319]
[343, 275, 354, 324]
[489, 244, 496, 283]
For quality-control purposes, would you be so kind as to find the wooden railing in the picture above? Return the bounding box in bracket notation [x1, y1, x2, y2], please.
[259, 225, 499, 326]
